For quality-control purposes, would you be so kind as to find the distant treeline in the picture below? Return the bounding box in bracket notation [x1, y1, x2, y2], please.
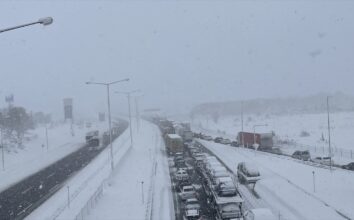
[191, 92, 354, 116]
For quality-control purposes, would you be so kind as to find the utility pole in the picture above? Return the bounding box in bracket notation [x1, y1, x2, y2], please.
[45, 124, 49, 151]
[327, 96, 332, 171]
[115, 90, 140, 147]
[135, 96, 140, 132]
[127, 93, 133, 146]
[312, 171, 316, 193]
[141, 181, 144, 204]
[67, 186, 70, 208]
[86, 78, 130, 171]
[241, 101, 244, 147]
[1, 127, 4, 171]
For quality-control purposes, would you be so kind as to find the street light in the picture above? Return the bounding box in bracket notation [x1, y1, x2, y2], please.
[0, 17, 53, 34]
[134, 94, 144, 133]
[115, 90, 141, 147]
[253, 124, 268, 150]
[86, 78, 129, 171]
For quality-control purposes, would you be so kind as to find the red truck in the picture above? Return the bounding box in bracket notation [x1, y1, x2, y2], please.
[237, 132, 260, 148]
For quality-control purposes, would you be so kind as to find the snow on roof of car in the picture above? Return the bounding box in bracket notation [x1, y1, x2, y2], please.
[186, 198, 198, 203]
[244, 162, 259, 175]
[215, 194, 243, 204]
[217, 176, 233, 183]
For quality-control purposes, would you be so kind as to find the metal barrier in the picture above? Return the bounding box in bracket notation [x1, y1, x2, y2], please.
[74, 181, 105, 220]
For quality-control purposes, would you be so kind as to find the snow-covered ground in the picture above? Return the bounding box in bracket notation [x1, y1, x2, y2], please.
[192, 112, 354, 164]
[0, 121, 107, 192]
[199, 139, 354, 220]
[27, 120, 174, 220]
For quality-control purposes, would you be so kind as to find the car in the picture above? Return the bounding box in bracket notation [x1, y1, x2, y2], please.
[291, 150, 311, 161]
[174, 157, 186, 168]
[244, 208, 277, 220]
[203, 135, 213, 141]
[215, 177, 237, 196]
[231, 141, 238, 147]
[175, 169, 189, 181]
[177, 179, 192, 192]
[214, 137, 223, 143]
[184, 197, 201, 219]
[179, 185, 196, 200]
[220, 138, 232, 145]
[270, 147, 282, 155]
[237, 162, 260, 184]
[311, 156, 334, 166]
[185, 197, 201, 211]
[342, 162, 354, 171]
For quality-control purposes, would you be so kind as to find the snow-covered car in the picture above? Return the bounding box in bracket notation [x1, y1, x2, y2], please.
[220, 138, 232, 145]
[311, 156, 334, 166]
[175, 169, 189, 181]
[237, 162, 260, 184]
[244, 208, 277, 220]
[342, 162, 354, 171]
[203, 135, 213, 141]
[179, 185, 196, 200]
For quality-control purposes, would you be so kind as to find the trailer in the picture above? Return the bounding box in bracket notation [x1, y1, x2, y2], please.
[237, 132, 260, 148]
[165, 134, 183, 155]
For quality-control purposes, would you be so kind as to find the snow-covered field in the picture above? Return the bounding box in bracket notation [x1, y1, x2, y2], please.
[199, 139, 354, 220]
[0, 121, 107, 192]
[193, 112, 354, 164]
[27, 120, 173, 220]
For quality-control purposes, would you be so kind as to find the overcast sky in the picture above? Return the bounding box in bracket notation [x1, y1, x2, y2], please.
[0, 0, 354, 119]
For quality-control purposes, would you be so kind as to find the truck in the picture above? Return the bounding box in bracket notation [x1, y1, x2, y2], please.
[165, 134, 183, 155]
[175, 123, 193, 142]
[237, 132, 260, 148]
[85, 130, 100, 147]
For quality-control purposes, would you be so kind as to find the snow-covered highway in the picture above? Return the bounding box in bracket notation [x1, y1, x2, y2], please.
[83, 121, 174, 220]
[199, 139, 354, 220]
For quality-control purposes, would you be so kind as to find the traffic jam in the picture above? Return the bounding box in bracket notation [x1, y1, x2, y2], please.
[152, 117, 276, 220]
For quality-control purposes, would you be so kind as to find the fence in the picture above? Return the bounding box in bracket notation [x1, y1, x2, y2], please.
[74, 181, 105, 220]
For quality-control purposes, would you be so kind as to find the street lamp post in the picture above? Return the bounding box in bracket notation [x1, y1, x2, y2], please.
[86, 78, 129, 171]
[45, 124, 49, 151]
[241, 101, 244, 147]
[134, 95, 144, 133]
[0, 17, 53, 34]
[116, 90, 140, 147]
[253, 124, 268, 150]
[1, 127, 4, 171]
[326, 96, 332, 171]
[312, 171, 316, 193]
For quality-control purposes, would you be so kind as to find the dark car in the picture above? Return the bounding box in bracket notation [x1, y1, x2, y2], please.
[214, 137, 223, 143]
[292, 150, 311, 161]
[176, 179, 192, 192]
[231, 141, 238, 147]
[342, 162, 354, 171]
